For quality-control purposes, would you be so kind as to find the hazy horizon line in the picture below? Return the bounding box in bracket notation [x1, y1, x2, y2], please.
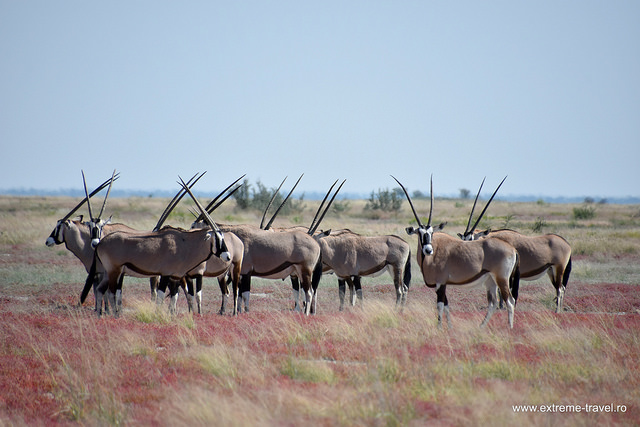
[1, 187, 638, 205]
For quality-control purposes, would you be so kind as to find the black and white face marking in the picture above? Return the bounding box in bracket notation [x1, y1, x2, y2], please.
[207, 230, 231, 262]
[88, 219, 106, 249]
[406, 225, 434, 256]
[46, 220, 66, 247]
[419, 226, 435, 256]
[406, 222, 446, 256]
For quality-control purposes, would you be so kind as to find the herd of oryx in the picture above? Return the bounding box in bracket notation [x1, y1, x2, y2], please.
[46, 171, 572, 329]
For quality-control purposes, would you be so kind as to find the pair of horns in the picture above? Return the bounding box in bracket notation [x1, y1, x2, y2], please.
[154, 172, 207, 231]
[61, 171, 120, 222]
[177, 176, 222, 233]
[261, 174, 304, 230]
[308, 179, 346, 235]
[197, 174, 246, 222]
[392, 175, 433, 228]
[82, 170, 117, 222]
[462, 176, 507, 237]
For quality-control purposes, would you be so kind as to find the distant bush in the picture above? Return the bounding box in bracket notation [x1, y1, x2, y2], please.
[532, 217, 547, 233]
[573, 205, 596, 220]
[365, 188, 403, 213]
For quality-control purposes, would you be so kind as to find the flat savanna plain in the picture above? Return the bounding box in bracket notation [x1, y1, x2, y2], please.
[1, 195, 639, 426]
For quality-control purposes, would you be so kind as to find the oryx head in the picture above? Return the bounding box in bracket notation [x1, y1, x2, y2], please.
[179, 176, 231, 262]
[457, 176, 506, 241]
[392, 175, 446, 256]
[82, 170, 116, 248]
[46, 171, 119, 247]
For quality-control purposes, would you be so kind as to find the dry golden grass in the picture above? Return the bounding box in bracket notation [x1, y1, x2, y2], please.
[0, 195, 639, 425]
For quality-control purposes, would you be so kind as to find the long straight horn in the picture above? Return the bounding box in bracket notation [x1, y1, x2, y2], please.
[200, 174, 247, 219]
[154, 172, 199, 231]
[464, 177, 486, 235]
[428, 175, 434, 227]
[154, 172, 205, 231]
[206, 183, 243, 214]
[468, 176, 507, 234]
[179, 176, 220, 233]
[61, 173, 120, 222]
[391, 175, 423, 228]
[264, 174, 304, 230]
[260, 176, 287, 229]
[309, 179, 345, 235]
[309, 179, 339, 233]
[96, 169, 116, 220]
[82, 171, 94, 221]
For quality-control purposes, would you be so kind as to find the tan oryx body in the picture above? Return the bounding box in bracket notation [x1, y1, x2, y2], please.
[191, 176, 331, 316]
[44, 172, 162, 311]
[47, 219, 160, 308]
[315, 229, 411, 310]
[216, 223, 323, 315]
[177, 231, 244, 315]
[458, 178, 572, 312]
[465, 229, 571, 312]
[86, 176, 233, 317]
[393, 176, 520, 328]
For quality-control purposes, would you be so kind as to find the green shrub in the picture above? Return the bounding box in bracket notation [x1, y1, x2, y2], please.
[365, 188, 403, 213]
[573, 205, 596, 220]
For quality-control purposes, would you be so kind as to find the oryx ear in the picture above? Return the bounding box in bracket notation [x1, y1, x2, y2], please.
[435, 222, 447, 231]
[475, 229, 491, 239]
[105, 216, 113, 225]
[317, 229, 331, 238]
[77, 215, 84, 222]
[457, 232, 464, 239]
[405, 226, 418, 235]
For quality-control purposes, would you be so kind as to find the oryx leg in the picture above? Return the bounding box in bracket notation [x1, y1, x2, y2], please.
[156, 276, 169, 307]
[94, 277, 108, 318]
[344, 276, 357, 307]
[104, 274, 121, 318]
[184, 277, 195, 313]
[392, 266, 406, 307]
[238, 274, 251, 313]
[338, 279, 347, 311]
[548, 267, 565, 313]
[309, 260, 323, 315]
[345, 276, 363, 308]
[299, 269, 315, 316]
[354, 276, 363, 306]
[217, 275, 229, 315]
[150, 276, 160, 302]
[480, 278, 499, 328]
[291, 276, 301, 312]
[192, 275, 203, 314]
[485, 276, 515, 328]
[435, 285, 451, 329]
[229, 264, 241, 316]
[115, 272, 125, 314]
[168, 278, 182, 315]
[92, 272, 109, 314]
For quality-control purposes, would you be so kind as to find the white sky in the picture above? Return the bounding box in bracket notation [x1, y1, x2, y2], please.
[1, 1, 639, 199]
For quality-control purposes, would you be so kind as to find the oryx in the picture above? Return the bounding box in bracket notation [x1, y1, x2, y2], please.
[282, 180, 411, 311]
[73, 172, 208, 312]
[393, 176, 520, 328]
[192, 176, 324, 316]
[152, 175, 246, 314]
[86, 177, 233, 317]
[315, 228, 412, 310]
[458, 179, 572, 312]
[45, 171, 138, 311]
